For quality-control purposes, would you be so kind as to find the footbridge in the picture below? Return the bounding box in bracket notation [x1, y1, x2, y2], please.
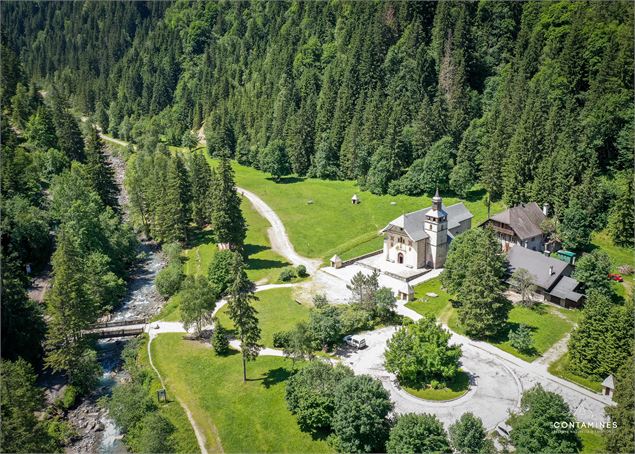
[86, 318, 148, 339]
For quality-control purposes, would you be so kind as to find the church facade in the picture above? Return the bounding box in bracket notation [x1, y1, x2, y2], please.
[381, 191, 473, 270]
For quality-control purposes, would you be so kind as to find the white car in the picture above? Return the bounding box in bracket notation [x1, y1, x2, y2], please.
[343, 335, 366, 349]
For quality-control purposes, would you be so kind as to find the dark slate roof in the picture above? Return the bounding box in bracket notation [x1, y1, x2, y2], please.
[382, 203, 473, 242]
[488, 202, 546, 240]
[549, 276, 584, 302]
[506, 246, 570, 290]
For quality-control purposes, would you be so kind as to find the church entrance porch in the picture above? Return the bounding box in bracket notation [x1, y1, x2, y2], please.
[356, 253, 430, 282]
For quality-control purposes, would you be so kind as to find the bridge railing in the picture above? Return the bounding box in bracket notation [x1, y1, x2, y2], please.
[91, 317, 148, 329]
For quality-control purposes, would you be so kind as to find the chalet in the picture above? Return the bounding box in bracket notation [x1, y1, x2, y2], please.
[506, 246, 584, 308]
[381, 190, 473, 270]
[481, 202, 552, 252]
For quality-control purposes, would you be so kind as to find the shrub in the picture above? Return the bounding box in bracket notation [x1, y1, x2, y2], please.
[285, 362, 354, 434]
[387, 413, 450, 454]
[61, 385, 78, 410]
[296, 264, 308, 277]
[273, 330, 292, 348]
[129, 413, 175, 453]
[155, 263, 184, 298]
[107, 382, 156, 433]
[509, 324, 534, 354]
[162, 242, 183, 264]
[279, 268, 296, 282]
[212, 321, 230, 355]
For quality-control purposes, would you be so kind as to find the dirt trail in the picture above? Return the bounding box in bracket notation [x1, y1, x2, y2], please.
[237, 187, 321, 274]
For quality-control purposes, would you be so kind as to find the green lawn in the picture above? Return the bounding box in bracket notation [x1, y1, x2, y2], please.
[403, 371, 470, 401]
[215, 287, 311, 347]
[591, 229, 634, 298]
[198, 157, 505, 260]
[406, 278, 454, 321]
[181, 200, 289, 284]
[136, 336, 199, 453]
[547, 353, 603, 393]
[151, 333, 332, 453]
[580, 428, 606, 454]
[407, 283, 579, 362]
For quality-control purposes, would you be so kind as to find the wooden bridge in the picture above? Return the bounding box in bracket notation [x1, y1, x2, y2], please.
[86, 317, 148, 339]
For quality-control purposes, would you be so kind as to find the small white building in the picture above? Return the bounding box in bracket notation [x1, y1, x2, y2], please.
[380, 190, 473, 270]
[602, 375, 615, 398]
[330, 254, 343, 269]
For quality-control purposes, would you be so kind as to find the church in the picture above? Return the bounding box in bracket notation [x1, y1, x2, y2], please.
[381, 191, 473, 270]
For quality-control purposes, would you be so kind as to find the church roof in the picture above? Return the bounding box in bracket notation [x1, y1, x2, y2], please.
[382, 202, 473, 242]
[487, 202, 546, 240]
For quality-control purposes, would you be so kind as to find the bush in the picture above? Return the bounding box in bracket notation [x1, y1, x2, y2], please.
[273, 330, 292, 348]
[296, 264, 308, 277]
[107, 382, 156, 433]
[285, 362, 354, 434]
[212, 321, 230, 355]
[279, 268, 296, 282]
[339, 305, 372, 334]
[155, 263, 184, 298]
[162, 242, 183, 264]
[61, 385, 78, 410]
[509, 324, 534, 354]
[208, 250, 235, 295]
[387, 413, 450, 454]
[129, 413, 175, 453]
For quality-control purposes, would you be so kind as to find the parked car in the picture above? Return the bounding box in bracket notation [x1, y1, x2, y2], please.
[608, 273, 624, 282]
[343, 335, 367, 349]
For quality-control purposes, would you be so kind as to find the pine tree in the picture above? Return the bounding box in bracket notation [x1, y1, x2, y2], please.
[51, 91, 86, 162]
[605, 357, 635, 454]
[189, 151, 213, 227]
[226, 253, 261, 382]
[45, 228, 100, 386]
[211, 158, 246, 247]
[84, 126, 119, 210]
[24, 105, 58, 150]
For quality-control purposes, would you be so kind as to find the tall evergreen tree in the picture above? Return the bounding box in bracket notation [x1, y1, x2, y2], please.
[189, 151, 213, 227]
[226, 253, 261, 382]
[211, 158, 246, 247]
[84, 126, 119, 210]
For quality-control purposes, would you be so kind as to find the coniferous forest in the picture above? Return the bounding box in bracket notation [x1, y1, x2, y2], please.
[1, 1, 634, 453]
[2, 1, 633, 229]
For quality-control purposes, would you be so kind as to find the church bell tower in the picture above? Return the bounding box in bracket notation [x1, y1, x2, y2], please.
[425, 188, 448, 269]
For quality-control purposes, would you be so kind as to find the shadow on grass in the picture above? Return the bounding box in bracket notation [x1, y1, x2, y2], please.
[244, 243, 268, 256]
[247, 257, 289, 271]
[187, 228, 215, 248]
[254, 367, 292, 389]
[265, 176, 305, 184]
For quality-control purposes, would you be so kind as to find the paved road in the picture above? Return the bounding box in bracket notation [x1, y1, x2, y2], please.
[340, 300, 613, 431]
[237, 187, 322, 274]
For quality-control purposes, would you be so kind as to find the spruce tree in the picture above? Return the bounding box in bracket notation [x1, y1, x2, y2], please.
[44, 228, 100, 386]
[211, 158, 246, 247]
[226, 253, 261, 382]
[189, 151, 213, 227]
[84, 126, 119, 210]
[605, 357, 635, 454]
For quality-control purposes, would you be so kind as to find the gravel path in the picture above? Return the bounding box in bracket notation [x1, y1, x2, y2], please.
[237, 187, 321, 274]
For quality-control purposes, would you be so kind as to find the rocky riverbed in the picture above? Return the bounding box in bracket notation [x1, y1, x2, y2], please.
[62, 241, 165, 453]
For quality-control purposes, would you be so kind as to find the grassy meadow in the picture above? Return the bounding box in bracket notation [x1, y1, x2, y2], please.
[408, 278, 579, 362]
[215, 287, 311, 347]
[151, 334, 332, 453]
[190, 155, 506, 260]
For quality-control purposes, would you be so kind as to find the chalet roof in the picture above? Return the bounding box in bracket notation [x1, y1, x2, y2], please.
[506, 246, 570, 291]
[488, 202, 546, 240]
[330, 255, 342, 263]
[549, 276, 584, 302]
[602, 375, 615, 389]
[381, 202, 473, 242]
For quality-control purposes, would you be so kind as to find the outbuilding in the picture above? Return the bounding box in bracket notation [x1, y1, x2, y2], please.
[351, 194, 360, 205]
[330, 254, 343, 269]
[602, 375, 615, 398]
